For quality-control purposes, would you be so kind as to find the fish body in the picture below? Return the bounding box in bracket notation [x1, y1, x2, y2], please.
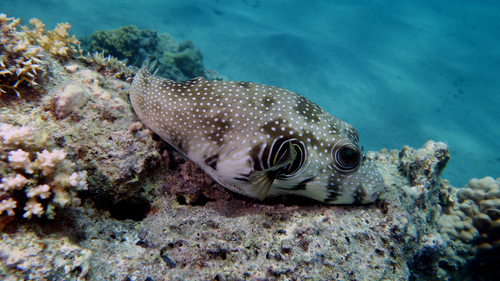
[130, 58, 384, 204]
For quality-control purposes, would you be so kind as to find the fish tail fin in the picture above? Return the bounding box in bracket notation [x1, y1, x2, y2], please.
[142, 56, 160, 75]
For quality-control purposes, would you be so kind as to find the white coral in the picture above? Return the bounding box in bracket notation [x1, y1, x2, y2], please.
[0, 174, 28, 191]
[23, 199, 44, 219]
[53, 191, 72, 207]
[0, 123, 34, 145]
[68, 170, 88, 190]
[7, 149, 33, 173]
[26, 184, 51, 199]
[0, 198, 17, 216]
[35, 149, 67, 176]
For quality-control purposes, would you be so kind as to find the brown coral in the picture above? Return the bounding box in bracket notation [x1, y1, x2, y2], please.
[456, 177, 500, 252]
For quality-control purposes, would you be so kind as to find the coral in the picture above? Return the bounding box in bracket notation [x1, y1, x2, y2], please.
[35, 149, 67, 176]
[0, 174, 28, 191]
[84, 25, 155, 61]
[26, 184, 51, 199]
[7, 149, 33, 174]
[21, 18, 79, 58]
[0, 198, 16, 216]
[0, 124, 87, 219]
[0, 123, 34, 145]
[456, 177, 500, 252]
[161, 39, 204, 79]
[76, 50, 136, 81]
[80, 25, 206, 81]
[420, 234, 446, 254]
[0, 14, 45, 97]
[398, 140, 450, 189]
[22, 200, 44, 219]
[68, 171, 89, 190]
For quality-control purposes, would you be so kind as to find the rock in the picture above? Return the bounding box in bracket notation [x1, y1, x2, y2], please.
[54, 83, 90, 118]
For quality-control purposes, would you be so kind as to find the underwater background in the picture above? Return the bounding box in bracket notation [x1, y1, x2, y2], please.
[2, 0, 499, 187]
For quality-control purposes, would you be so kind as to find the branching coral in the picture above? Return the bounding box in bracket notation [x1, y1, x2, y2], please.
[20, 18, 80, 57]
[0, 123, 88, 219]
[0, 13, 45, 96]
[0, 123, 34, 145]
[76, 50, 136, 80]
[0, 13, 81, 97]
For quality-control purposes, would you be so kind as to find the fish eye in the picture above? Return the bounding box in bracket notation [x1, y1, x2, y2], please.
[334, 144, 361, 172]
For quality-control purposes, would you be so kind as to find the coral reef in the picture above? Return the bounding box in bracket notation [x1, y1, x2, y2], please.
[84, 25, 156, 63]
[1, 13, 499, 281]
[80, 25, 215, 81]
[0, 14, 44, 97]
[76, 51, 137, 82]
[457, 177, 500, 253]
[0, 123, 87, 219]
[432, 177, 500, 280]
[1, 13, 81, 98]
[20, 18, 79, 58]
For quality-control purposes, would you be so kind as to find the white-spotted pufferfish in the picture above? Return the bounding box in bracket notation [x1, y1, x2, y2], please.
[130, 57, 384, 204]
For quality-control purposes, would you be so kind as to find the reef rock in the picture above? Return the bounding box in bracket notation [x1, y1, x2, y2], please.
[54, 83, 90, 118]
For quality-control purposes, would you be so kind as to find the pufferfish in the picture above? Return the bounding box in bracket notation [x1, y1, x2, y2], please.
[130, 57, 384, 204]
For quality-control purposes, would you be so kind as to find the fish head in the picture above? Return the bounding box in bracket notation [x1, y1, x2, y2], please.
[267, 121, 385, 204]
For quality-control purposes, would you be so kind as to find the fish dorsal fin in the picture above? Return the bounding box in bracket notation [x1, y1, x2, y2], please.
[143, 56, 161, 75]
[248, 141, 297, 200]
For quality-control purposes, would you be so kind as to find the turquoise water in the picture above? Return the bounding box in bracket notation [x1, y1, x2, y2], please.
[2, 0, 499, 187]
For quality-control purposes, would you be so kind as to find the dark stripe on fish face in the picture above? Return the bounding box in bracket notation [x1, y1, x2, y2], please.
[284, 176, 315, 191]
[249, 142, 266, 172]
[205, 154, 219, 170]
[353, 188, 368, 204]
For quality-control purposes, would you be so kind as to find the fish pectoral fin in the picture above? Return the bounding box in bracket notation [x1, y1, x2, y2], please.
[247, 170, 275, 200]
[248, 142, 296, 200]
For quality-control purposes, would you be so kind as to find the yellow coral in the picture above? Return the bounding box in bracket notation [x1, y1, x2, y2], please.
[21, 18, 80, 57]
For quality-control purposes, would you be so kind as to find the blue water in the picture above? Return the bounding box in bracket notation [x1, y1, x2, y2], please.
[2, 0, 499, 187]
